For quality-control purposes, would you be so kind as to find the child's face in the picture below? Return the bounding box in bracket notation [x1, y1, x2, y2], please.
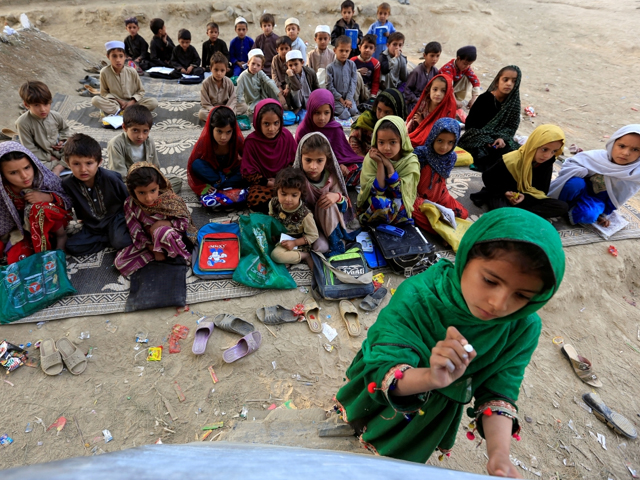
[335, 43, 351, 62]
[261, 22, 274, 36]
[360, 42, 375, 60]
[433, 132, 456, 156]
[126, 23, 139, 37]
[315, 32, 330, 50]
[211, 63, 227, 81]
[286, 24, 299, 41]
[377, 10, 389, 23]
[301, 149, 327, 182]
[287, 59, 303, 75]
[425, 51, 440, 67]
[313, 104, 332, 128]
[376, 129, 402, 161]
[178, 38, 191, 51]
[376, 101, 394, 119]
[611, 133, 640, 165]
[67, 155, 100, 186]
[341, 7, 354, 23]
[213, 124, 233, 146]
[387, 39, 403, 57]
[1, 156, 35, 191]
[455, 58, 473, 71]
[108, 50, 126, 71]
[124, 123, 151, 146]
[134, 181, 160, 207]
[235, 23, 248, 38]
[277, 44, 291, 60]
[277, 186, 301, 210]
[496, 70, 518, 97]
[534, 140, 563, 164]
[207, 27, 219, 42]
[461, 255, 544, 321]
[247, 56, 263, 74]
[157, 25, 167, 37]
[429, 79, 447, 105]
[25, 101, 51, 120]
[260, 111, 281, 139]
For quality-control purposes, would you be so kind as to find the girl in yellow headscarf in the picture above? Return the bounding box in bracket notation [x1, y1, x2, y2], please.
[470, 124, 569, 219]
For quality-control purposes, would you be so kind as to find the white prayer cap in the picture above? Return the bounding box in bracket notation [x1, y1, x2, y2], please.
[286, 50, 303, 62]
[235, 17, 247, 26]
[315, 25, 331, 35]
[285, 18, 300, 27]
[105, 40, 125, 52]
[248, 48, 265, 60]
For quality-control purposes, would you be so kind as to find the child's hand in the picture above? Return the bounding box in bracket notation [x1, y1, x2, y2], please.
[345, 100, 353, 109]
[490, 138, 506, 149]
[51, 141, 64, 151]
[187, 66, 194, 74]
[149, 220, 172, 235]
[266, 178, 275, 188]
[487, 452, 522, 478]
[280, 240, 296, 251]
[597, 214, 611, 228]
[286, 68, 295, 77]
[413, 112, 424, 124]
[429, 326, 476, 390]
[23, 191, 52, 204]
[181, 68, 187, 74]
[357, 67, 369, 76]
[468, 96, 477, 109]
[283, 87, 290, 96]
[369, 148, 384, 164]
[339, 98, 347, 106]
[340, 164, 350, 177]
[505, 191, 524, 205]
[317, 192, 341, 210]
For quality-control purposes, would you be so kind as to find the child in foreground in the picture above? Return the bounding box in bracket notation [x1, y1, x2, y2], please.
[335, 207, 565, 479]
[293, 132, 357, 257]
[124, 17, 150, 73]
[236, 48, 281, 116]
[15, 81, 70, 175]
[199, 52, 237, 121]
[229, 17, 254, 77]
[171, 29, 205, 77]
[269, 167, 318, 269]
[439, 45, 481, 109]
[0, 142, 71, 264]
[404, 41, 441, 112]
[93, 41, 159, 115]
[366, 2, 396, 60]
[327, 35, 359, 120]
[115, 163, 197, 277]
[63, 134, 132, 256]
[357, 116, 419, 225]
[549, 125, 640, 226]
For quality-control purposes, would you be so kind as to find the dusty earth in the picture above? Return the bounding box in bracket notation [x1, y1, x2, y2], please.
[1, 0, 640, 478]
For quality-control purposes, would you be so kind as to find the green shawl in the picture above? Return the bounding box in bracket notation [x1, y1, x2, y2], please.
[335, 208, 565, 463]
[352, 89, 408, 132]
[458, 65, 522, 156]
[356, 115, 420, 217]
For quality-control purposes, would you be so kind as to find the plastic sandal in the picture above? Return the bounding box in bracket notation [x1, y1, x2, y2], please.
[222, 331, 262, 363]
[256, 305, 299, 325]
[582, 393, 637, 439]
[339, 300, 361, 337]
[192, 321, 214, 355]
[40, 338, 63, 376]
[303, 297, 322, 333]
[213, 314, 255, 336]
[56, 337, 87, 375]
[561, 344, 602, 387]
[359, 287, 388, 312]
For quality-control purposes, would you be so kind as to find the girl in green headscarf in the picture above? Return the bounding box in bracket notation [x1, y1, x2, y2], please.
[357, 115, 420, 226]
[335, 208, 565, 477]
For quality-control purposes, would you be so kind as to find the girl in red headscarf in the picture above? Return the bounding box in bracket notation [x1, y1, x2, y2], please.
[406, 74, 457, 148]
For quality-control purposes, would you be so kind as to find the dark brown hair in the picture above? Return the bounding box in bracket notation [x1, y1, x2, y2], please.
[126, 166, 167, 193]
[19, 81, 52, 105]
[260, 13, 275, 26]
[387, 32, 405, 45]
[274, 167, 307, 199]
[123, 104, 153, 129]
[63, 133, 102, 163]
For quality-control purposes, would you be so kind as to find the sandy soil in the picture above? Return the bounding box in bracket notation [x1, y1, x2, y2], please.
[1, 0, 640, 477]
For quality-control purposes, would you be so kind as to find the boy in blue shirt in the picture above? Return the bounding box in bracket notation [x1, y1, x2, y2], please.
[229, 17, 254, 77]
[366, 2, 396, 60]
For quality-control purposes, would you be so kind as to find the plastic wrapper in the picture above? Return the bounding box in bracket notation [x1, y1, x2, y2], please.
[0, 341, 28, 372]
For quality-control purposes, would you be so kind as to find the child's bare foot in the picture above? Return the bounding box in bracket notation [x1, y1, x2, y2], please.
[153, 251, 166, 262]
[52, 164, 65, 176]
[301, 252, 314, 271]
[597, 214, 610, 228]
[55, 227, 67, 251]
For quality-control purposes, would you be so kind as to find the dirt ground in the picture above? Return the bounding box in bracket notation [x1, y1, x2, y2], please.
[1, 0, 640, 477]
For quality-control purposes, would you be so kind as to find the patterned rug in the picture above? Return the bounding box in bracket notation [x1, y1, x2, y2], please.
[11, 93, 640, 322]
[141, 76, 202, 102]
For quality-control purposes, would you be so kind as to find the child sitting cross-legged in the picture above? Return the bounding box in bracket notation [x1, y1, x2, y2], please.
[236, 48, 281, 116]
[93, 41, 158, 116]
[269, 167, 318, 270]
[199, 52, 237, 122]
[171, 29, 205, 77]
[293, 132, 358, 257]
[285, 50, 319, 112]
[327, 35, 359, 120]
[63, 133, 132, 257]
[0, 142, 71, 264]
[114, 163, 197, 277]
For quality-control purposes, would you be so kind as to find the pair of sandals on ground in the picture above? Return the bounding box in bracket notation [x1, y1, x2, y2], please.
[40, 337, 87, 376]
[561, 342, 637, 439]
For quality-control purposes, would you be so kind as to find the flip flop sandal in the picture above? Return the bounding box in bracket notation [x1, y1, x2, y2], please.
[359, 287, 388, 312]
[339, 300, 361, 337]
[192, 321, 214, 355]
[84, 84, 100, 95]
[79, 89, 93, 97]
[213, 313, 255, 336]
[256, 305, 299, 325]
[582, 393, 637, 439]
[40, 338, 63, 376]
[561, 344, 602, 387]
[222, 331, 262, 363]
[303, 297, 322, 333]
[79, 75, 100, 88]
[56, 337, 87, 375]
[1, 128, 18, 140]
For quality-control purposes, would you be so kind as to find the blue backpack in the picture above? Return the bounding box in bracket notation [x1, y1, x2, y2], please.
[192, 222, 241, 280]
[282, 110, 298, 126]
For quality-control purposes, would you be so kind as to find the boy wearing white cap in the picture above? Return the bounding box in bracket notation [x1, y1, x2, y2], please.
[285, 18, 307, 63]
[230, 17, 255, 77]
[236, 48, 281, 116]
[92, 41, 158, 116]
[285, 50, 319, 111]
[307, 25, 335, 74]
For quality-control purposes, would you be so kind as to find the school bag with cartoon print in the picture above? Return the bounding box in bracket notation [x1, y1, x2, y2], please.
[192, 222, 241, 280]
